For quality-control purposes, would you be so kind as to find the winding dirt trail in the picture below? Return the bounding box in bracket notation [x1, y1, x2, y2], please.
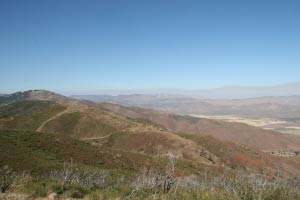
[36, 101, 89, 133]
[36, 106, 72, 132]
[81, 133, 112, 141]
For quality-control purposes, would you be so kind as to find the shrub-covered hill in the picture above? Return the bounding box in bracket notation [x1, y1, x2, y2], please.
[0, 129, 201, 176]
[0, 98, 219, 167]
[0, 90, 69, 104]
[1, 91, 300, 178]
[100, 103, 300, 151]
[1, 90, 300, 199]
[0, 100, 65, 131]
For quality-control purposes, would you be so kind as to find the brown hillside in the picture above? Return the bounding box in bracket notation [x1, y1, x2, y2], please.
[0, 99, 219, 167]
[100, 103, 300, 151]
[2, 92, 300, 177]
[100, 103, 300, 177]
[41, 105, 219, 166]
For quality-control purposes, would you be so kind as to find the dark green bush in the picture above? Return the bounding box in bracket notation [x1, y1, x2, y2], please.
[71, 189, 85, 198]
[26, 182, 47, 197]
[68, 184, 88, 198]
[52, 184, 64, 195]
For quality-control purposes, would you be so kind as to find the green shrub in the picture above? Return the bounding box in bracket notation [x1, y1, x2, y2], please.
[52, 183, 64, 195]
[26, 182, 47, 197]
[71, 189, 85, 198]
[68, 184, 88, 198]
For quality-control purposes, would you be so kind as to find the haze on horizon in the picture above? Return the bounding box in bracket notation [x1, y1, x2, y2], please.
[1, 0, 300, 94]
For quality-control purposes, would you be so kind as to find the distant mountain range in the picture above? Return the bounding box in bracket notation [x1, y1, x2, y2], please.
[185, 82, 300, 99]
[71, 95, 300, 119]
[70, 82, 300, 99]
[3, 83, 299, 120]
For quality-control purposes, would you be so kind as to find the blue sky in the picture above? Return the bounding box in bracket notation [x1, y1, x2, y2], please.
[0, 0, 300, 94]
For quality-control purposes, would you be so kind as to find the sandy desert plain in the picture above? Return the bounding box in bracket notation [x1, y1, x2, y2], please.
[191, 114, 300, 136]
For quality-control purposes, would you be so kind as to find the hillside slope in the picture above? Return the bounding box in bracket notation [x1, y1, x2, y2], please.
[0, 94, 219, 167]
[1, 129, 210, 177]
[100, 103, 300, 151]
[0, 90, 70, 104]
[0, 100, 66, 131]
[1, 90, 300, 178]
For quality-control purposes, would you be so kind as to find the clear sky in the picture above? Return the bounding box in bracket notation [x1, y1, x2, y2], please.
[0, 0, 300, 94]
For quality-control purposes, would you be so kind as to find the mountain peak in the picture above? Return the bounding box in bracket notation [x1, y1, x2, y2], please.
[0, 90, 69, 104]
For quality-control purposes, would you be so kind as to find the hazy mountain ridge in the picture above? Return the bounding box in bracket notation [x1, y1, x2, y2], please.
[188, 82, 300, 99]
[72, 94, 300, 119]
[71, 82, 300, 99]
[203, 95, 300, 106]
